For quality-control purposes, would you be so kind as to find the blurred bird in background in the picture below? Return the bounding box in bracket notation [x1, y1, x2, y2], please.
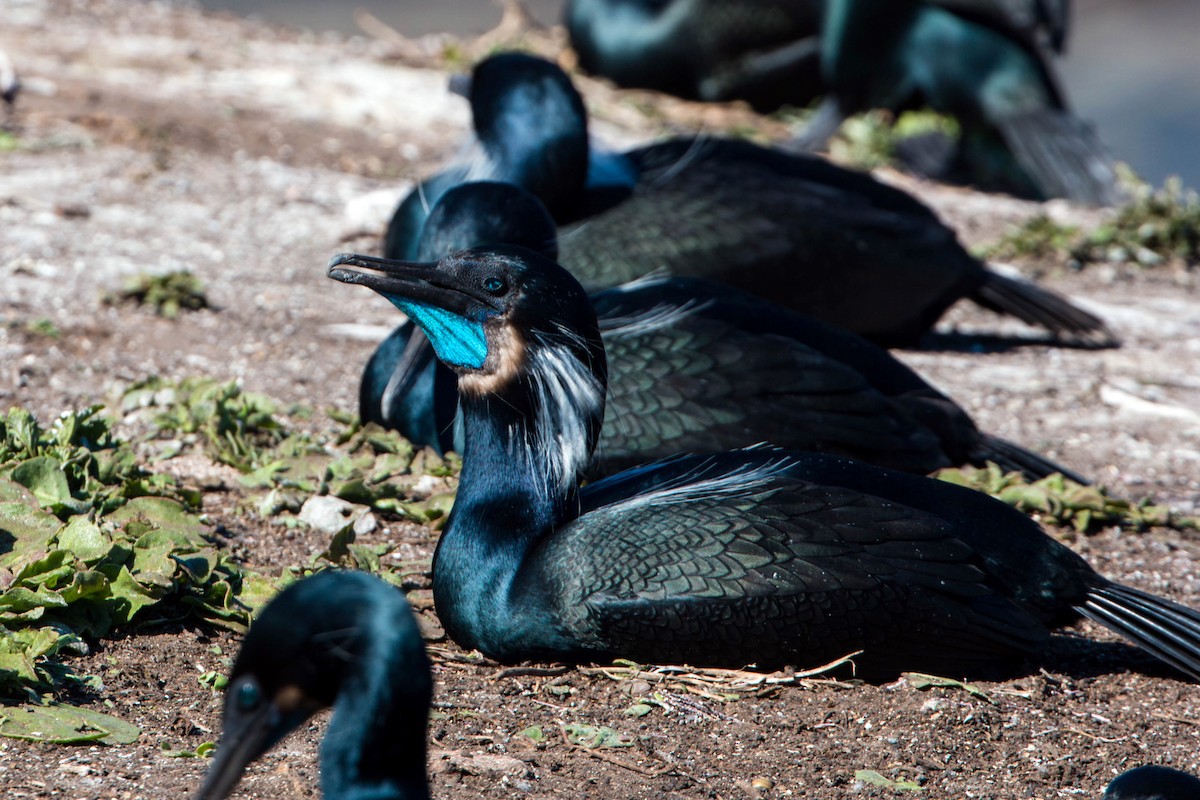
[565, 0, 1122, 205]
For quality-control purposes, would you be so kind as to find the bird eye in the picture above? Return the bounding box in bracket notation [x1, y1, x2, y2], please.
[483, 276, 507, 295]
[235, 680, 262, 712]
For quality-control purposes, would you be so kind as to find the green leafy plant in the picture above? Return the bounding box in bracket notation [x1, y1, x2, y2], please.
[935, 464, 1198, 533]
[122, 379, 459, 524]
[161, 740, 217, 758]
[855, 770, 924, 792]
[561, 722, 633, 749]
[984, 177, 1200, 269]
[828, 109, 960, 172]
[0, 406, 195, 518]
[107, 270, 209, 318]
[0, 495, 260, 698]
[981, 214, 1080, 262]
[0, 406, 261, 700]
[1074, 177, 1200, 267]
[123, 377, 287, 472]
[23, 318, 61, 338]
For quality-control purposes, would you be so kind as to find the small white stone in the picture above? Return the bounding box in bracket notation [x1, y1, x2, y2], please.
[353, 512, 378, 536]
[299, 495, 356, 533]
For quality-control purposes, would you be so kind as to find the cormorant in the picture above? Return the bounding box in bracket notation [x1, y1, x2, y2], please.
[386, 52, 1115, 348]
[564, 0, 824, 111]
[563, 1, 1068, 112]
[803, 0, 1120, 205]
[1103, 766, 1200, 800]
[194, 571, 431, 800]
[327, 246, 1200, 680]
[364, 180, 1084, 481]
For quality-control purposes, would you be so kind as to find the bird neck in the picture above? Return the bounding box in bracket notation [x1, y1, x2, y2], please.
[433, 337, 605, 654]
[318, 615, 431, 800]
[456, 337, 605, 526]
[474, 107, 589, 215]
[822, 0, 915, 78]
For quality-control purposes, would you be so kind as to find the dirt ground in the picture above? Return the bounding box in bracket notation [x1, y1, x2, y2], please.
[2, 2, 1199, 798]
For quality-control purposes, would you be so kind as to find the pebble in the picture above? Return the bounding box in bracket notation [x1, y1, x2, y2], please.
[299, 495, 361, 533]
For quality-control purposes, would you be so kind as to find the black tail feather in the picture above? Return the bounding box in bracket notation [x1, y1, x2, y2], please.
[1080, 583, 1200, 682]
[973, 434, 1089, 484]
[973, 269, 1119, 347]
[995, 108, 1125, 207]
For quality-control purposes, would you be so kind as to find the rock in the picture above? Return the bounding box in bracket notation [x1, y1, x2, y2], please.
[353, 511, 378, 535]
[430, 750, 531, 779]
[299, 495, 359, 534]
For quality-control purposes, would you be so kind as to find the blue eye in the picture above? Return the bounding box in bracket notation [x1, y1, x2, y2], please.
[236, 680, 262, 712]
[483, 277, 507, 295]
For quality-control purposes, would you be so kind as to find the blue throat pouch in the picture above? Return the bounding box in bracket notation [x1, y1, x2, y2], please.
[389, 298, 489, 369]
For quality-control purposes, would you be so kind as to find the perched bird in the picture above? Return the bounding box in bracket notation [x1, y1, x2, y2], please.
[1103, 766, 1200, 800]
[565, 0, 824, 111]
[364, 180, 1083, 481]
[328, 245, 1200, 680]
[195, 571, 431, 800]
[386, 52, 1114, 348]
[802, 0, 1120, 205]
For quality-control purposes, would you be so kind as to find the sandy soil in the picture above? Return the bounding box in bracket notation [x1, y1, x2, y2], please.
[1, 2, 1198, 798]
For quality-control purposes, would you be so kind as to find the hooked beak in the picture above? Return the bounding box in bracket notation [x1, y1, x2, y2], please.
[328, 253, 492, 316]
[194, 700, 292, 800]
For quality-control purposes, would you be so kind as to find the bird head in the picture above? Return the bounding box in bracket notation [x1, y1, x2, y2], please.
[364, 182, 560, 450]
[195, 572, 429, 800]
[458, 52, 590, 211]
[329, 246, 604, 399]
[416, 181, 559, 263]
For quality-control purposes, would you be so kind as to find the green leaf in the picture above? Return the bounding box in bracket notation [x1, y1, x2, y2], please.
[0, 503, 63, 570]
[13, 549, 72, 587]
[517, 725, 545, 743]
[855, 770, 924, 792]
[57, 517, 113, 563]
[235, 573, 284, 617]
[59, 570, 111, 604]
[161, 740, 216, 758]
[0, 479, 38, 505]
[902, 672, 995, 705]
[11, 457, 73, 508]
[0, 586, 68, 614]
[561, 723, 633, 748]
[0, 703, 140, 744]
[110, 497, 206, 537]
[198, 670, 228, 690]
[104, 566, 163, 625]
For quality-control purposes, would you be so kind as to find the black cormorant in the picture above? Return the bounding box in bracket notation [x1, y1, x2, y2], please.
[803, 0, 1120, 205]
[364, 180, 1083, 481]
[564, 0, 824, 111]
[194, 571, 431, 800]
[563, 1, 1069, 112]
[386, 52, 1114, 347]
[328, 246, 1200, 680]
[1103, 766, 1200, 800]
